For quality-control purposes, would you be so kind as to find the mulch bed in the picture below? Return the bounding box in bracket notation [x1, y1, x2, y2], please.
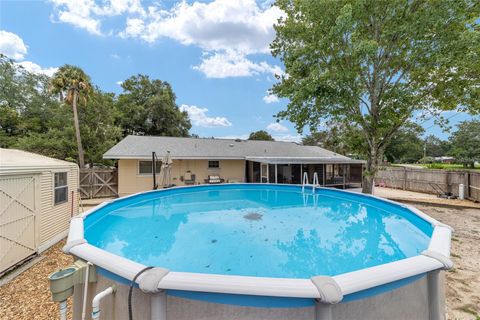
[0, 240, 73, 320]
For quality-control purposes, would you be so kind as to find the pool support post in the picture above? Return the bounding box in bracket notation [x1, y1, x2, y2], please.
[315, 302, 333, 320]
[427, 270, 446, 320]
[151, 292, 167, 320]
[138, 267, 170, 320]
[311, 276, 343, 320]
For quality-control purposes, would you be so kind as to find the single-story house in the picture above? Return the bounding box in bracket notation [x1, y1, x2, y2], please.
[104, 136, 364, 196]
[0, 148, 79, 274]
[434, 156, 455, 164]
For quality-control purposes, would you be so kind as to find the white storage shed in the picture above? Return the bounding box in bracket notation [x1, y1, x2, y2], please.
[0, 148, 79, 274]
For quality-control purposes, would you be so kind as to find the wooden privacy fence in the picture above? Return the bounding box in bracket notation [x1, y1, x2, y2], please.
[79, 169, 118, 199]
[375, 166, 480, 202]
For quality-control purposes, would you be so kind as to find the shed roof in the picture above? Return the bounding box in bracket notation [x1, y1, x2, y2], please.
[0, 148, 78, 172]
[104, 136, 364, 164]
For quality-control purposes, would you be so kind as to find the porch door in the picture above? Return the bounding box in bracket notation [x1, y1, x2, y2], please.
[260, 163, 269, 183]
[0, 174, 38, 274]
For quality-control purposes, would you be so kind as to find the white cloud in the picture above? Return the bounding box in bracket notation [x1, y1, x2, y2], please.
[49, 0, 145, 35]
[217, 133, 302, 143]
[120, 0, 283, 54]
[263, 93, 279, 104]
[216, 134, 250, 140]
[193, 50, 282, 78]
[134, 0, 284, 78]
[92, 0, 145, 17]
[180, 104, 232, 127]
[47, 0, 284, 79]
[49, 0, 102, 35]
[48, 0, 282, 47]
[0, 30, 57, 76]
[16, 61, 58, 77]
[267, 122, 288, 132]
[116, 80, 123, 86]
[119, 18, 145, 38]
[272, 134, 302, 143]
[110, 53, 120, 59]
[0, 30, 28, 60]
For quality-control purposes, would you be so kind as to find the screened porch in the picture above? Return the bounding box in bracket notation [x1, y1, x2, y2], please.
[245, 158, 363, 189]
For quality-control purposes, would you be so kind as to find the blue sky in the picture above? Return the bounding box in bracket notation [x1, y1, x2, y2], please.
[0, 0, 474, 141]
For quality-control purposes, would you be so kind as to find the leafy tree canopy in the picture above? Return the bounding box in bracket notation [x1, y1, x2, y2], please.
[384, 122, 424, 163]
[302, 122, 366, 157]
[116, 75, 191, 137]
[303, 121, 427, 163]
[448, 120, 480, 168]
[248, 130, 275, 141]
[271, 0, 480, 192]
[0, 57, 189, 166]
[424, 135, 451, 158]
[1, 54, 61, 148]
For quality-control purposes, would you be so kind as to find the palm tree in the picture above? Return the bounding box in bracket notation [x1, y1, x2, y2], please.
[50, 65, 91, 168]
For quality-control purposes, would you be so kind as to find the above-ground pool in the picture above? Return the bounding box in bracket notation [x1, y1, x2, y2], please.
[65, 184, 453, 320]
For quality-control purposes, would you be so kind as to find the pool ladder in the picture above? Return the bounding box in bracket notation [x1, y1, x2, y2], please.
[302, 172, 320, 208]
[302, 172, 319, 194]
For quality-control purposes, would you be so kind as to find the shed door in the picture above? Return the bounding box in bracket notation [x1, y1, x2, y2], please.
[0, 174, 38, 274]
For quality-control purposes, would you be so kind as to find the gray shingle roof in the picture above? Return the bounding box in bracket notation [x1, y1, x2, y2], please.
[103, 135, 363, 163]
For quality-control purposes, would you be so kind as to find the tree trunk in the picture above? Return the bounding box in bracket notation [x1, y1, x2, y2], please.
[72, 90, 85, 168]
[362, 162, 375, 194]
[362, 147, 382, 194]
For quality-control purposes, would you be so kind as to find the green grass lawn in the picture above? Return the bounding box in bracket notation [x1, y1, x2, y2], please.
[418, 163, 480, 171]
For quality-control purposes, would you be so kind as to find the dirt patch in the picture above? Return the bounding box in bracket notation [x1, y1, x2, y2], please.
[374, 187, 480, 209]
[0, 240, 73, 320]
[415, 205, 480, 320]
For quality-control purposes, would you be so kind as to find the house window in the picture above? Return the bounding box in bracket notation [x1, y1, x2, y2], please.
[54, 172, 68, 205]
[139, 160, 162, 175]
[208, 160, 220, 169]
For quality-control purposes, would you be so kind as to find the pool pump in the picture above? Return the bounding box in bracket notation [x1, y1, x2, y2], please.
[48, 260, 97, 320]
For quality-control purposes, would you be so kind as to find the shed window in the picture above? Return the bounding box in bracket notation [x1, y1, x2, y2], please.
[139, 160, 162, 175]
[54, 172, 68, 205]
[208, 160, 220, 169]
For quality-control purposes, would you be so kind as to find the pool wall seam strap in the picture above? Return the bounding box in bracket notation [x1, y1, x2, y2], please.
[64, 183, 453, 304]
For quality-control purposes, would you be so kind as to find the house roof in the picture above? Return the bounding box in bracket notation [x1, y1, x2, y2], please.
[0, 148, 78, 172]
[103, 135, 364, 164]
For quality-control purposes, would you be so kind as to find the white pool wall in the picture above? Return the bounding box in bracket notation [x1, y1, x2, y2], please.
[71, 270, 441, 320]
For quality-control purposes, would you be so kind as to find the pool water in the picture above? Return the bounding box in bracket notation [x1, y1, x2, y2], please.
[84, 184, 432, 279]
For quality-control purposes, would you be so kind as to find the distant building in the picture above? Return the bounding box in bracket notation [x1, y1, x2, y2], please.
[434, 156, 455, 164]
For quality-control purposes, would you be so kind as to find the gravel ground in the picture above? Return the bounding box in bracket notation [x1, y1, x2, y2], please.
[0, 240, 73, 320]
[0, 203, 478, 320]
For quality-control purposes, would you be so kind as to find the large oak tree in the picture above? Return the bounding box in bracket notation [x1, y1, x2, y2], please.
[116, 75, 191, 137]
[271, 0, 479, 193]
[248, 130, 275, 141]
